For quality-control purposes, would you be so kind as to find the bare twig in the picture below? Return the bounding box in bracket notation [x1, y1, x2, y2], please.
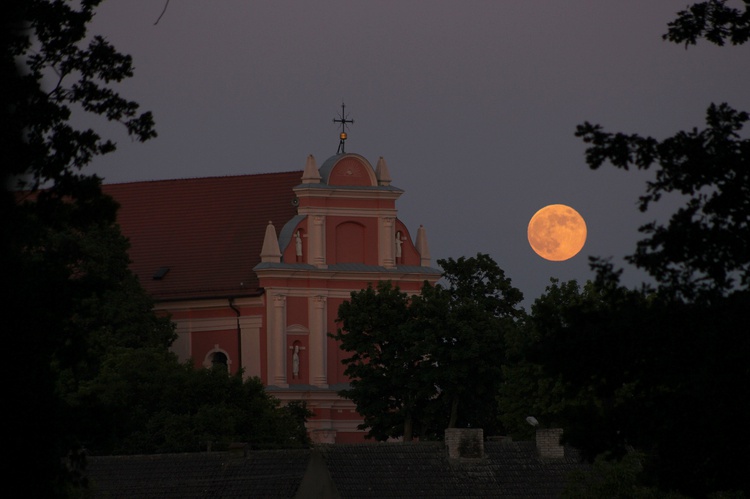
[154, 0, 170, 25]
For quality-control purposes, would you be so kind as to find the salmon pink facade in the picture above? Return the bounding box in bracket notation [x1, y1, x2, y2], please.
[105, 152, 441, 443]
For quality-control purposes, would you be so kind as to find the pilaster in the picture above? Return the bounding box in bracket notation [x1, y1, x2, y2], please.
[270, 295, 288, 387]
[310, 215, 327, 268]
[309, 295, 329, 387]
[380, 217, 396, 268]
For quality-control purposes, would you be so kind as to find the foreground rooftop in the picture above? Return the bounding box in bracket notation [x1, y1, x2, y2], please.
[85, 430, 589, 498]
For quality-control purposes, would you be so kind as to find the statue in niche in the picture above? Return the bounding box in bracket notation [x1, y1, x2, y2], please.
[295, 231, 303, 261]
[292, 345, 300, 378]
[395, 231, 402, 260]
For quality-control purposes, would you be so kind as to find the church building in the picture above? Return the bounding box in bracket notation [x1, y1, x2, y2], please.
[103, 146, 441, 443]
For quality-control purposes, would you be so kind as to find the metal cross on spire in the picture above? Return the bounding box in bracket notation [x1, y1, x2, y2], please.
[333, 102, 354, 154]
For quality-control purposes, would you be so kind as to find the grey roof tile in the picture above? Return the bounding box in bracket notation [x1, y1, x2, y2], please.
[86, 440, 590, 498]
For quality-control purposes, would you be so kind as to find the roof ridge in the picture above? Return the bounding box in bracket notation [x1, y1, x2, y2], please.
[103, 169, 303, 186]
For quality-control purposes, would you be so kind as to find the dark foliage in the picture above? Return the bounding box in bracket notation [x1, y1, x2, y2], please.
[333, 254, 525, 441]
[576, 104, 750, 302]
[543, 3, 750, 495]
[3, 3, 157, 494]
[526, 281, 749, 496]
[420, 254, 524, 434]
[3, 3, 307, 497]
[332, 281, 429, 441]
[80, 358, 311, 455]
[664, 0, 750, 47]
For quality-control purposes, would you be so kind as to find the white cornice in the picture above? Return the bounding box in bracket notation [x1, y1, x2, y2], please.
[156, 295, 264, 312]
[297, 206, 398, 218]
[294, 186, 402, 201]
[173, 315, 262, 333]
[255, 268, 439, 283]
[259, 288, 355, 300]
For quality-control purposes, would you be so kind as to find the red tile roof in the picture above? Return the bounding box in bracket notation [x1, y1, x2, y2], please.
[103, 171, 302, 301]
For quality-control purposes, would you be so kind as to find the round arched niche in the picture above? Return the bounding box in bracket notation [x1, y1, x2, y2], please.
[204, 346, 231, 372]
[320, 154, 377, 187]
[286, 325, 309, 384]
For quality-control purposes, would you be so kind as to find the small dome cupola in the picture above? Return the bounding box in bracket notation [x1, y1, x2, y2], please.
[318, 154, 378, 186]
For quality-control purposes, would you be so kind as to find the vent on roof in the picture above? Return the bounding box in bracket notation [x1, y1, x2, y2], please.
[152, 267, 170, 280]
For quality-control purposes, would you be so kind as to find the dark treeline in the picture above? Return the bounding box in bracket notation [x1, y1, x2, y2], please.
[4, 1, 748, 497]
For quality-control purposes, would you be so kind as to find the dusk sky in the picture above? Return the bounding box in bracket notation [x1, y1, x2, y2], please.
[82, 1, 750, 307]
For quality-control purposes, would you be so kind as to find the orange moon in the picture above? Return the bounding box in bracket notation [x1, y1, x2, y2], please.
[527, 204, 587, 261]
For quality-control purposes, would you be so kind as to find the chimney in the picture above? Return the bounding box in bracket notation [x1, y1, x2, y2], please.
[445, 428, 484, 460]
[536, 428, 564, 458]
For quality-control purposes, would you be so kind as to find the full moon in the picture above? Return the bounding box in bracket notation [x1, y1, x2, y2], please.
[527, 204, 587, 261]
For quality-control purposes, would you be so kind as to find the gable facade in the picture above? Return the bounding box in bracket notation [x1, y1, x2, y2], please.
[104, 153, 441, 443]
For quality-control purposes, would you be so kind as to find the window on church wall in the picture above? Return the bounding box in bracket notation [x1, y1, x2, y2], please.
[203, 346, 231, 373]
[210, 351, 228, 372]
[335, 221, 365, 264]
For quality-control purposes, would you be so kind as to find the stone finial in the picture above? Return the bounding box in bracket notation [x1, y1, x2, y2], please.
[301, 154, 321, 184]
[260, 221, 281, 263]
[375, 156, 392, 186]
[415, 225, 431, 267]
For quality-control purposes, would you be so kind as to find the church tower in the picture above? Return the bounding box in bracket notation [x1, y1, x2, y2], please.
[103, 105, 441, 443]
[254, 152, 440, 443]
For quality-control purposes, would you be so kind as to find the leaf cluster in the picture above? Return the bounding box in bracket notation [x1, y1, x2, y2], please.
[562, 451, 683, 499]
[576, 103, 749, 300]
[664, 0, 750, 47]
[332, 254, 526, 441]
[333, 281, 432, 440]
[423, 254, 524, 433]
[4, 0, 156, 194]
[518, 278, 750, 497]
[557, 16, 750, 492]
[76, 355, 311, 455]
[575, 0, 750, 302]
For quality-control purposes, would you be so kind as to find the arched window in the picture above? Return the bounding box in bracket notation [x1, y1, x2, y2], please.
[211, 351, 228, 371]
[203, 347, 230, 372]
